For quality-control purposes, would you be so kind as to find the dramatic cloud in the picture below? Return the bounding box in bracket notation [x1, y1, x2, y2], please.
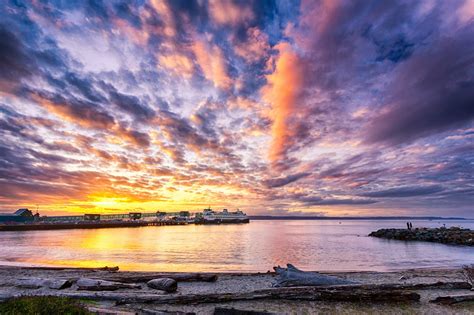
[360, 186, 445, 198]
[0, 0, 472, 217]
[264, 172, 310, 188]
[262, 42, 305, 164]
[367, 26, 474, 144]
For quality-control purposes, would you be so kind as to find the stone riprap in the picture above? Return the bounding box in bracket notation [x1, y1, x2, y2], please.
[369, 227, 474, 246]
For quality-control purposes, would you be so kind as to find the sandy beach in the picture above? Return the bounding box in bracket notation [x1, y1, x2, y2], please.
[0, 265, 473, 314]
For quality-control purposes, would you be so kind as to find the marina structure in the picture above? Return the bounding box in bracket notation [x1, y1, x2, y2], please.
[0, 207, 249, 231]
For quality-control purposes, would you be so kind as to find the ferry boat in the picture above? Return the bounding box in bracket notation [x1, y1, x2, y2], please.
[195, 208, 249, 224]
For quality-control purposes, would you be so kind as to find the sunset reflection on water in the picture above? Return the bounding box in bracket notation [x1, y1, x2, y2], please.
[1, 220, 473, 272]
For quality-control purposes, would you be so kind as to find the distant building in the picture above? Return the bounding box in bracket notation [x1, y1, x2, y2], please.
[0, 208, 35, 224]
[84, 214, 101, 221]
[129, 212, 142, 220]
[14, 208, 34, 217]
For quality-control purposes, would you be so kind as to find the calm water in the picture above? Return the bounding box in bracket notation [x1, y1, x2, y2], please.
[0, 220, 473, 272]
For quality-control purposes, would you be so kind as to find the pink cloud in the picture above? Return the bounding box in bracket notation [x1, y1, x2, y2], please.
[192, 37, 232, 90]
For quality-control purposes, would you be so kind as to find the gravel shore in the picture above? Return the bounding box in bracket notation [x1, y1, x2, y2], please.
[0, 265, 473, 314]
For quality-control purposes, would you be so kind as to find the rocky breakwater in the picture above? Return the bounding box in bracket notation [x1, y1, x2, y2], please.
[369, 227, 474, 246]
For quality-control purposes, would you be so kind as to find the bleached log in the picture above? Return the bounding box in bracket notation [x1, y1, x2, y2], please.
[28, 284, 420, 304]
[273, 264, 356, 287]
[103, 273, 217, 283]
[76, 278, 141, 291]
[214, 307, 275, 315]
[15, 278, 72, 290]
[147, 278, 178, 293]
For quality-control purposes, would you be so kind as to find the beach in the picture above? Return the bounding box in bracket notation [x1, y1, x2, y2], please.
[1, 265, 473, 314]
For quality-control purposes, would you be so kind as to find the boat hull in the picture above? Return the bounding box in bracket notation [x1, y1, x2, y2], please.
[195, 218, 250, 224]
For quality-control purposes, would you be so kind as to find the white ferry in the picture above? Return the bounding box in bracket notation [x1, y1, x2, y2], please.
[195, 208, 249, 224]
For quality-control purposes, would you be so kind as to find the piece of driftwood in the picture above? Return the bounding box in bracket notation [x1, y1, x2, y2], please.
[76, 278, 141, 291]
[462, 265, 474, 290]
[214, 308, 275, 315]
[147, 278, 178, 293]
[32, 283, 421, 304]
[430, 294, 474, 305]
[138, 308, 196, 315]
[15, 278, 72, 290]
[85, 306, 136, 315]
[102, 273, 217, 283]
[273, 264, 356, 287]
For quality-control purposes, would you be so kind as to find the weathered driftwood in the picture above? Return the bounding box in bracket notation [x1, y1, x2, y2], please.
[138, 308, 195, 315]
[76, 278, 141, 291]
[15, 278, 72, 290]
[430, 294, 474, 305]
[214, 307, 275, 315]
[102, 273, 217, 283]
[30, 283, 421, 304]
[273, 264, 356, 287]
[383, 281, 471, 290]
[147, 278, 178, 293]
[462, 265, 474, 290]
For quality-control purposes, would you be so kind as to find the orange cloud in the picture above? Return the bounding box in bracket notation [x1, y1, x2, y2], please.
[158, 53, 194, 78]
[149, 0, 177, 37]
[261, 42, 305, 163]
[192, 38, 232, 90]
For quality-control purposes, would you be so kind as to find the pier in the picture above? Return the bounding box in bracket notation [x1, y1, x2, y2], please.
[0, 208, 250, 231]
[0, 209, 191, 232]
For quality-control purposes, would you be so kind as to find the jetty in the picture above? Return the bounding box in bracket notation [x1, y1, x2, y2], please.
[369, 227, 474, 246]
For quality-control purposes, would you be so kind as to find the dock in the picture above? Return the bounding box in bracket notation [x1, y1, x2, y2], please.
[0, 220, 186, 232]
[0, 208, 250, 231]
[0, 209, 190, 232]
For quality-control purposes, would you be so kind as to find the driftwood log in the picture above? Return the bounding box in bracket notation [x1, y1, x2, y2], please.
[23, 283, 425, 304]
[76, 278, 141, 291]
[214, 307, 275, 315]
[430, 294, 474, 305]
[102, 273, 218, 283]
[147, 278, 178, 293]
[15, 278, 72, 290]
[273, 264, 356, 287]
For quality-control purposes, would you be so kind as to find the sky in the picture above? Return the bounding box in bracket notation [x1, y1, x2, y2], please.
[0, 0, 473, 217]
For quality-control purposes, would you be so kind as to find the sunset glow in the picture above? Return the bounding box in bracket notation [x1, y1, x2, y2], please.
[0, 0, 473, 217]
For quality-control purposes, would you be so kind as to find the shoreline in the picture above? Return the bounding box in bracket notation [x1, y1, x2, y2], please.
[1, 265, 473, 314]
[0, 261, 470, 274]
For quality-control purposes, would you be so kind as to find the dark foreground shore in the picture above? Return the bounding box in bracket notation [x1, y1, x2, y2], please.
[0, 265, 473, 314]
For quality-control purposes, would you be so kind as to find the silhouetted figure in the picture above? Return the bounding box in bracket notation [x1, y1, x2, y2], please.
[407, 222, 410, 230]
[409, 222, 413, 230]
